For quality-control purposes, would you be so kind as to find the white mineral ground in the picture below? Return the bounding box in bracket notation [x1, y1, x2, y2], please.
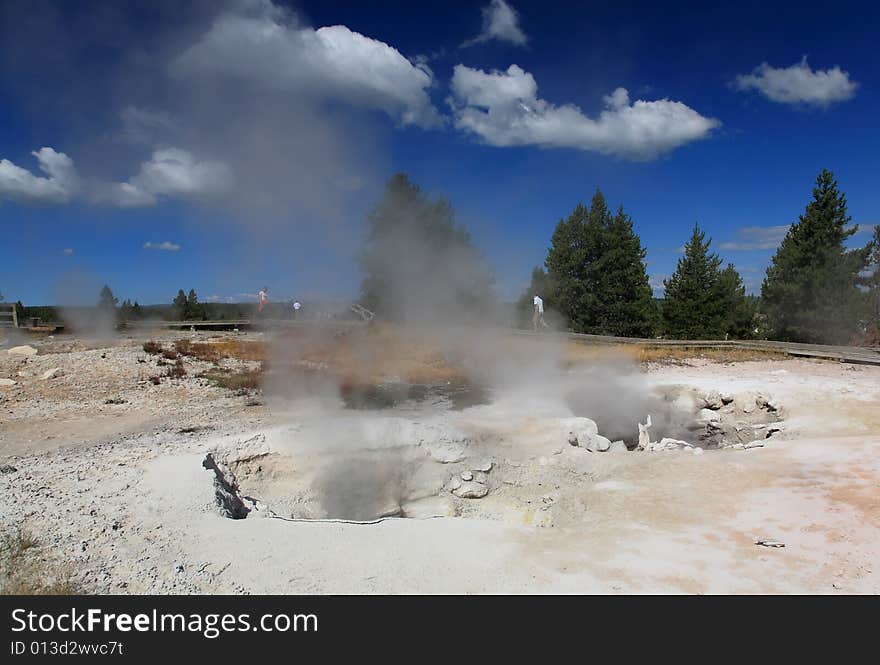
[1, 331, 878, 594]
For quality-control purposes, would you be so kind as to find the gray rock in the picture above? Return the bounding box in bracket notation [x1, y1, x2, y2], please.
[0, 378, 16, 387]
[40, 367, 63, 380]
[720, 393, 734, 405]
[609, 440, 628, 453]
[460, 470, 474, 482]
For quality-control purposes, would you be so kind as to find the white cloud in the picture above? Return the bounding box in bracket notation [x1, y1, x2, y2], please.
[0, 148, 78, 204]
[718, 225, 790, 251]
[129, 148, 232, 198]
[734, 57, 857, 107]
[0, 147, 231, 207]
[143, 241, 181, 252]
[173, 2, 441, 128]
[462, 0, 528, 47]
[62, 248, 74, 256]
[449, 65, 719, 159]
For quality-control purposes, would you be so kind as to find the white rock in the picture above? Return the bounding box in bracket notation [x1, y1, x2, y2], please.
[637, 415, 653, 450]
[7, 345, 37, 356]
[460, 471, 473, 482]
[701, 391, 724, 410]
[609, 440, 628, 453]
[720, 393, 734, 405]
[586, 434, 612, 452]
[562, 417, 599, 448]
[427, 442, 466, 464]
[696, 408, 721, 425]
[744, 440, 765, 449]
[659, 437, 692, 450]
[691, 447, 704, 455]
[452, 481, 488, 499]
[0, 378, 16, 387]
[470, 459, 493, 472]
[40, 367, 63, 380]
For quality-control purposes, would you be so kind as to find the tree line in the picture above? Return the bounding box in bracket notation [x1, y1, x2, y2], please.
[518, 169, 878, 345]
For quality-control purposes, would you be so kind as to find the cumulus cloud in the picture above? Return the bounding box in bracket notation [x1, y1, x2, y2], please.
[173, 3, 441, 128]
[0, 148, 78, 204]
[718, 225, 790, 251]
[462, 0, 528, 47]
[733, 57, 858, 107]
[129, 148, 232, 198]
[449, 64, 719, 159]
[0, 147, 231, 207]
[143, 241, 181, 251]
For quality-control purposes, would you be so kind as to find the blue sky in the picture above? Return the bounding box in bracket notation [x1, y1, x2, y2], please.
[0, 0, 877, 306]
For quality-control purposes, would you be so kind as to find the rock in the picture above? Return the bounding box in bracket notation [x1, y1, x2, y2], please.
[690, 447, 704, 455]
[7, 345, 37, 356]
[701, 391, 724, 410]
[452, 481, 488, 499]
[470, 459, 493, 473]
[744, 440, 765, 449]
[0, 464, 17, 473]
[696, 408, 721, 425]
[0, 378, 16, 387]
[755, 394, 770, 409]
[609, 440, 628, 453]
[426, 442, 466, 464]
[585, 434, 612, 452]
[460, 470, 473, 482]
[720, 393, 734, 405]
[562, 417, 599, 448]
[658, 437, 692, 450]
[473, 471, 489, 484]
[40, 367, 63, 380]
[765, 399, 782, 413]
[637, 414, 653, 450]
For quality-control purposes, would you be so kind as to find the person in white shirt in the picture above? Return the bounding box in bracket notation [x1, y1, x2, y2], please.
[292, 301, 301, 320]
[258, 287, 268, 315]
[532, 294, 548, 331]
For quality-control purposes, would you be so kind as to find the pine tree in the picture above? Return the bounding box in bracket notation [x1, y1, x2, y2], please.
[715, 264, 755, 339]
[593, 206, 657, 337]
[360, 173, 495, 323]
[98, 285, 118, 312]
[662, 225, 723, 339]
[186, 289, 204, 320]
[867, 224, 880, 333]
[761, 169, 872, 344]
[545, 190, 655, 336]
[173, 289, 188, 320]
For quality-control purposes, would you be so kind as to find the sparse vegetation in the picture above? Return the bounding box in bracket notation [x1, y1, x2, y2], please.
[0, 528, 79, 595]
[143, 340, 163, 355]
[200, 367, 262, 391]
[164, 358, 187, 379]
[174, 338, 265, 363]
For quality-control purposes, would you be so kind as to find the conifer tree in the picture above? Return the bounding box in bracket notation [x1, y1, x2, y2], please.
[761, 169, 872, 344]
[662, 225, 723, 339]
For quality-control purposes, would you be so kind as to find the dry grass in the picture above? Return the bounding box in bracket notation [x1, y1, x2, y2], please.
[142, 340, 162, 355]
[163, 358, 187, 379]
[275, 325, 465, 385]
[174, 338, 266, 363]
[200, 367, 262, 391]
[565, 341, 786, 365]
[0, 528, 79, 595]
